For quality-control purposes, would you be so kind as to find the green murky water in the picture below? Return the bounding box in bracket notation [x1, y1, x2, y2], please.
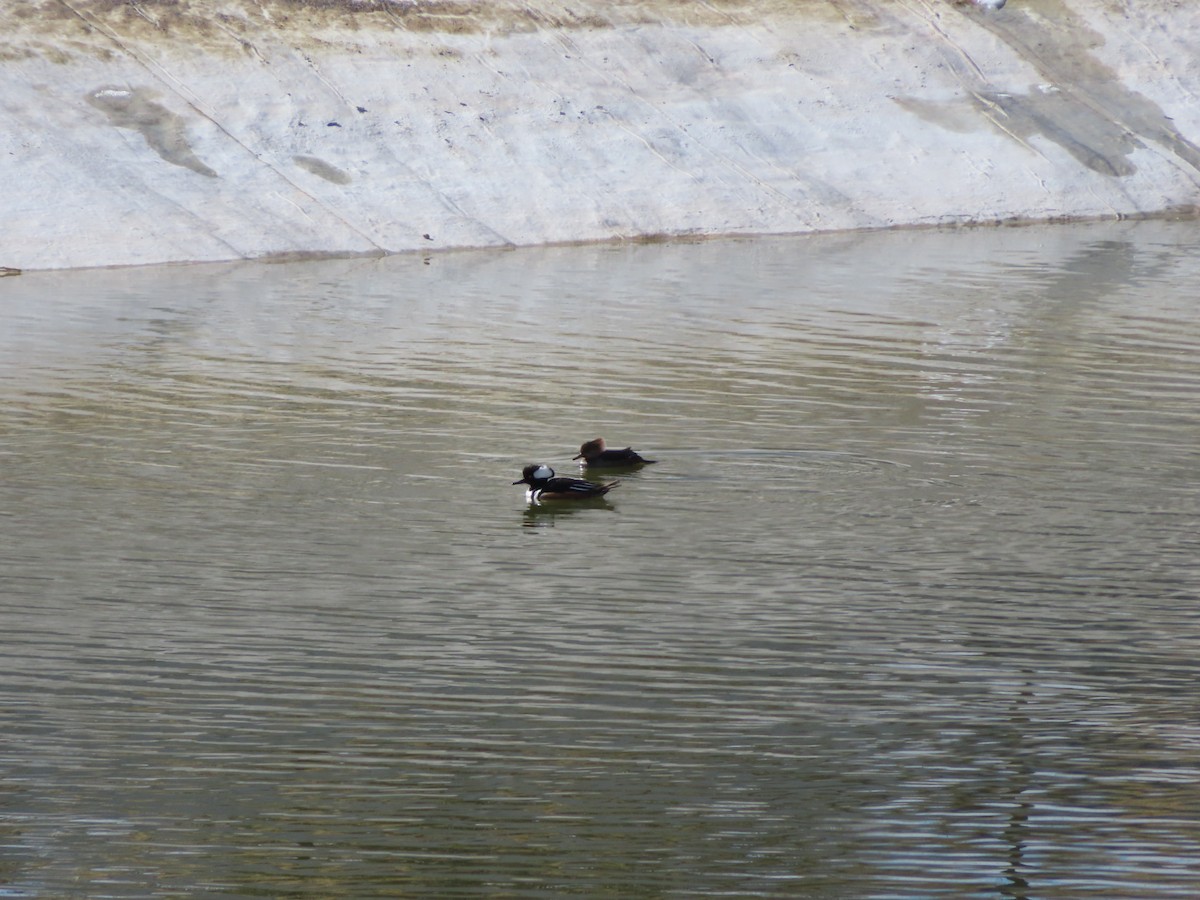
[3, 220, 1200, 897]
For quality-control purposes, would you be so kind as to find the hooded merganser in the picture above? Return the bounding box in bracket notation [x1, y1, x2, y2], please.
[513, 464, 619, 503]
[572, 437, 657, 469]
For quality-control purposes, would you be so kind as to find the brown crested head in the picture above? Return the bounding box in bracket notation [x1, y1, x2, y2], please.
[572, 437, 606, 460]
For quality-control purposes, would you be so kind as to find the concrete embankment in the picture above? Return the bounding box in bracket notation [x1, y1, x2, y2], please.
[3, 0, 1199, 270]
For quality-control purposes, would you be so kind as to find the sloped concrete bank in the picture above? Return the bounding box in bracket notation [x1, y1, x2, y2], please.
[3, 0, 1200, 271]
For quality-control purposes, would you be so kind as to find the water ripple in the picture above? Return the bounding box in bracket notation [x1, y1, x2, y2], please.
[3, 220, 1200, 897]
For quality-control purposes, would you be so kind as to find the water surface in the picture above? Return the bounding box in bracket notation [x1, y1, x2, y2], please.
[3, 220, 1200, 897]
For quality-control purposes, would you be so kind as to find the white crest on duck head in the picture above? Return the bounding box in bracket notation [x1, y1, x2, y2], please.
[532, 464, 555, 480]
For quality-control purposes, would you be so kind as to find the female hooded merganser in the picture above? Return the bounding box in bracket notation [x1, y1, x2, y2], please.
[513, 464, 619, 503]
[572, 437, 656, 469]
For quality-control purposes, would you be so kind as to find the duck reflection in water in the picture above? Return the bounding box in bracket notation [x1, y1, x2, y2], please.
[521, 500, 615, 527]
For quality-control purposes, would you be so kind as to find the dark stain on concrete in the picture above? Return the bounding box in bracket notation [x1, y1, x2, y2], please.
[293, 154, 352, 184]
[86, 86, 218, 177]
[981, 88, 1140, 176]
[965, 0, 1200, 176]
[898, 87, 1142, 177]
[896, 0, 1200, 179]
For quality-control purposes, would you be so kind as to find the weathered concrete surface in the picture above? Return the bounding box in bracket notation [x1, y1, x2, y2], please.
[3, 0, 1199, 270]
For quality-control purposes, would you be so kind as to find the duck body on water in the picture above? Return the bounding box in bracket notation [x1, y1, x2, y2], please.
[513, 464, 619, 504]
[572, 437, 656, 469]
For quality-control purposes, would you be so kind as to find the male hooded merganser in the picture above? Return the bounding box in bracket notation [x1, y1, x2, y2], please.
[513, 464, 619, 503]
[572, 437, 656, 469]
